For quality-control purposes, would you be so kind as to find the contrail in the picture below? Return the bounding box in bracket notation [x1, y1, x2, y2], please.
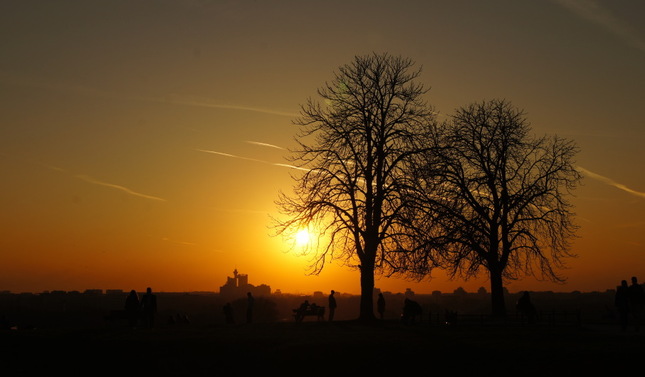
[195, 149, 269, 164]
[4, 155, 167, 202]
[0, 71, 299, 117]
[577, 166, 645, 199]
[196, 148, 311, 172]
[76, 175, 167, 202]
[135, 94, 299, 117]
[245, 140, 286, 150]
[272, 163, 311, 172]
[552, 0, 645, 53]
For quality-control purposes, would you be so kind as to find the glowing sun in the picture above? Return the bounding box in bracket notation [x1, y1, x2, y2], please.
[295, 229, 311, 247]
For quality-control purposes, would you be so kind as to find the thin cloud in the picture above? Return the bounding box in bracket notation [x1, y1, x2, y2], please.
[76, 175, 166, 202]
[195, 149, 269, 164]
[196, 148, 312, 172]
[577, 166, 645, 199]
[135, 94, 299, 117]
[0, 71, 298, 117]
[245, 140, 286, 150]
[273, 163, 311, 172]
[552, 0, 645, 53]
[6, 156, 167, 202]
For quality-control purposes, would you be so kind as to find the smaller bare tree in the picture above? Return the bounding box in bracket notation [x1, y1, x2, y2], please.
[415, 99, 582, 317]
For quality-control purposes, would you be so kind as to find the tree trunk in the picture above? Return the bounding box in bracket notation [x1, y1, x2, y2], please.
[489, 269, 507, 317]
[358, 263, 376, 322]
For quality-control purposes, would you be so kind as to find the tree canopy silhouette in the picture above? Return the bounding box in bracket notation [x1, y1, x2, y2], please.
[414, 99, 582, 317]
[274, 52, 437, 321]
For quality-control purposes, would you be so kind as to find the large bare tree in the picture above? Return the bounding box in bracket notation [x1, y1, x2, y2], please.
[274, 53, 436, 321]
[417, 99, 582, 317]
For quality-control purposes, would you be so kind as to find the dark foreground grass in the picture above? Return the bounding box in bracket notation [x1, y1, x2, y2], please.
[2, 320, 642, 376]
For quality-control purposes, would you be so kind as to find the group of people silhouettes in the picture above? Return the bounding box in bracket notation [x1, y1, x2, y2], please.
[218, 289, 346, 324]
[614, 276, 645, 331]
[221, 292, 255, 325]
[293, 290, 387, 322]
[124, 287, 157, 329]
[121, 281, 645, 330]
[401, 297, 422, 325]
[293, 290, 337, 322]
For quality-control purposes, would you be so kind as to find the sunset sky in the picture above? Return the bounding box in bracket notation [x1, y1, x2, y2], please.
[1, 0, 644, 295]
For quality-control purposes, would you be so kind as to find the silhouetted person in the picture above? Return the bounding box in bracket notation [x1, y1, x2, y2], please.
[223, 303, 235, 324]
[124, 289, 140, 328]
[328, 290, 337, 321]
[246, 292, 254, 324]
[377, 293, 385, 319]
[402, 298, 422, 325]
[628, 276, 645, 331]
[294, 300, 309, 322]
[140, 287, 157, 328]
[516, 291, 537, 324]
[615, 280, 630, 331]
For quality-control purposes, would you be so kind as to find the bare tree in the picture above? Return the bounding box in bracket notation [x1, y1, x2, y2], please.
[274, 53, 436, 321]
[416, 99, 582, 317]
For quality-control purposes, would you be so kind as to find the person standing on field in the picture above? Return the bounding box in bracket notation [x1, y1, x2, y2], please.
[246, 292, 255, 324]
[124, 289, 140, 328]
[615, 280, 630, 331]
[377, 293, 386, 319]
[328, 290, 337, 321]
[140, 287, 157, 329]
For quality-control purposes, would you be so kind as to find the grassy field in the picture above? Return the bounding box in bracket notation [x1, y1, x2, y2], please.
[2, 319, 642, 376]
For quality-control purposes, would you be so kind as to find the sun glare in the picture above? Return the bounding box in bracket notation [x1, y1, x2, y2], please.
[295, 229, 311, 247]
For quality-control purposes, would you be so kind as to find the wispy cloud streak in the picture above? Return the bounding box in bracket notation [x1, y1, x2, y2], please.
[0, 71, 298, 117]
[272, 163, 310, 172]
[196, 149, 310, 171]
[76, 175, 167, 202]
[577, 166, 645, 199]
[136, 94, 299, 117]
[552, 0, 645, 53]
[245, 140, 286, 150]
[6, 156, 167, 202]
[195, 149, 269, 164]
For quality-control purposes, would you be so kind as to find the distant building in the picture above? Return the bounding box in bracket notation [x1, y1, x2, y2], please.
[219, 269, 271, 299]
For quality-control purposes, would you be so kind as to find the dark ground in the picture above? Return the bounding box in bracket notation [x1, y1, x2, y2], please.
[1, 290, 642, 375]
[2, 319, 643, 376]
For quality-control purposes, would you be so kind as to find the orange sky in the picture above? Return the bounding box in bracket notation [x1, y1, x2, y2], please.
[1, 0, 644, 295]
